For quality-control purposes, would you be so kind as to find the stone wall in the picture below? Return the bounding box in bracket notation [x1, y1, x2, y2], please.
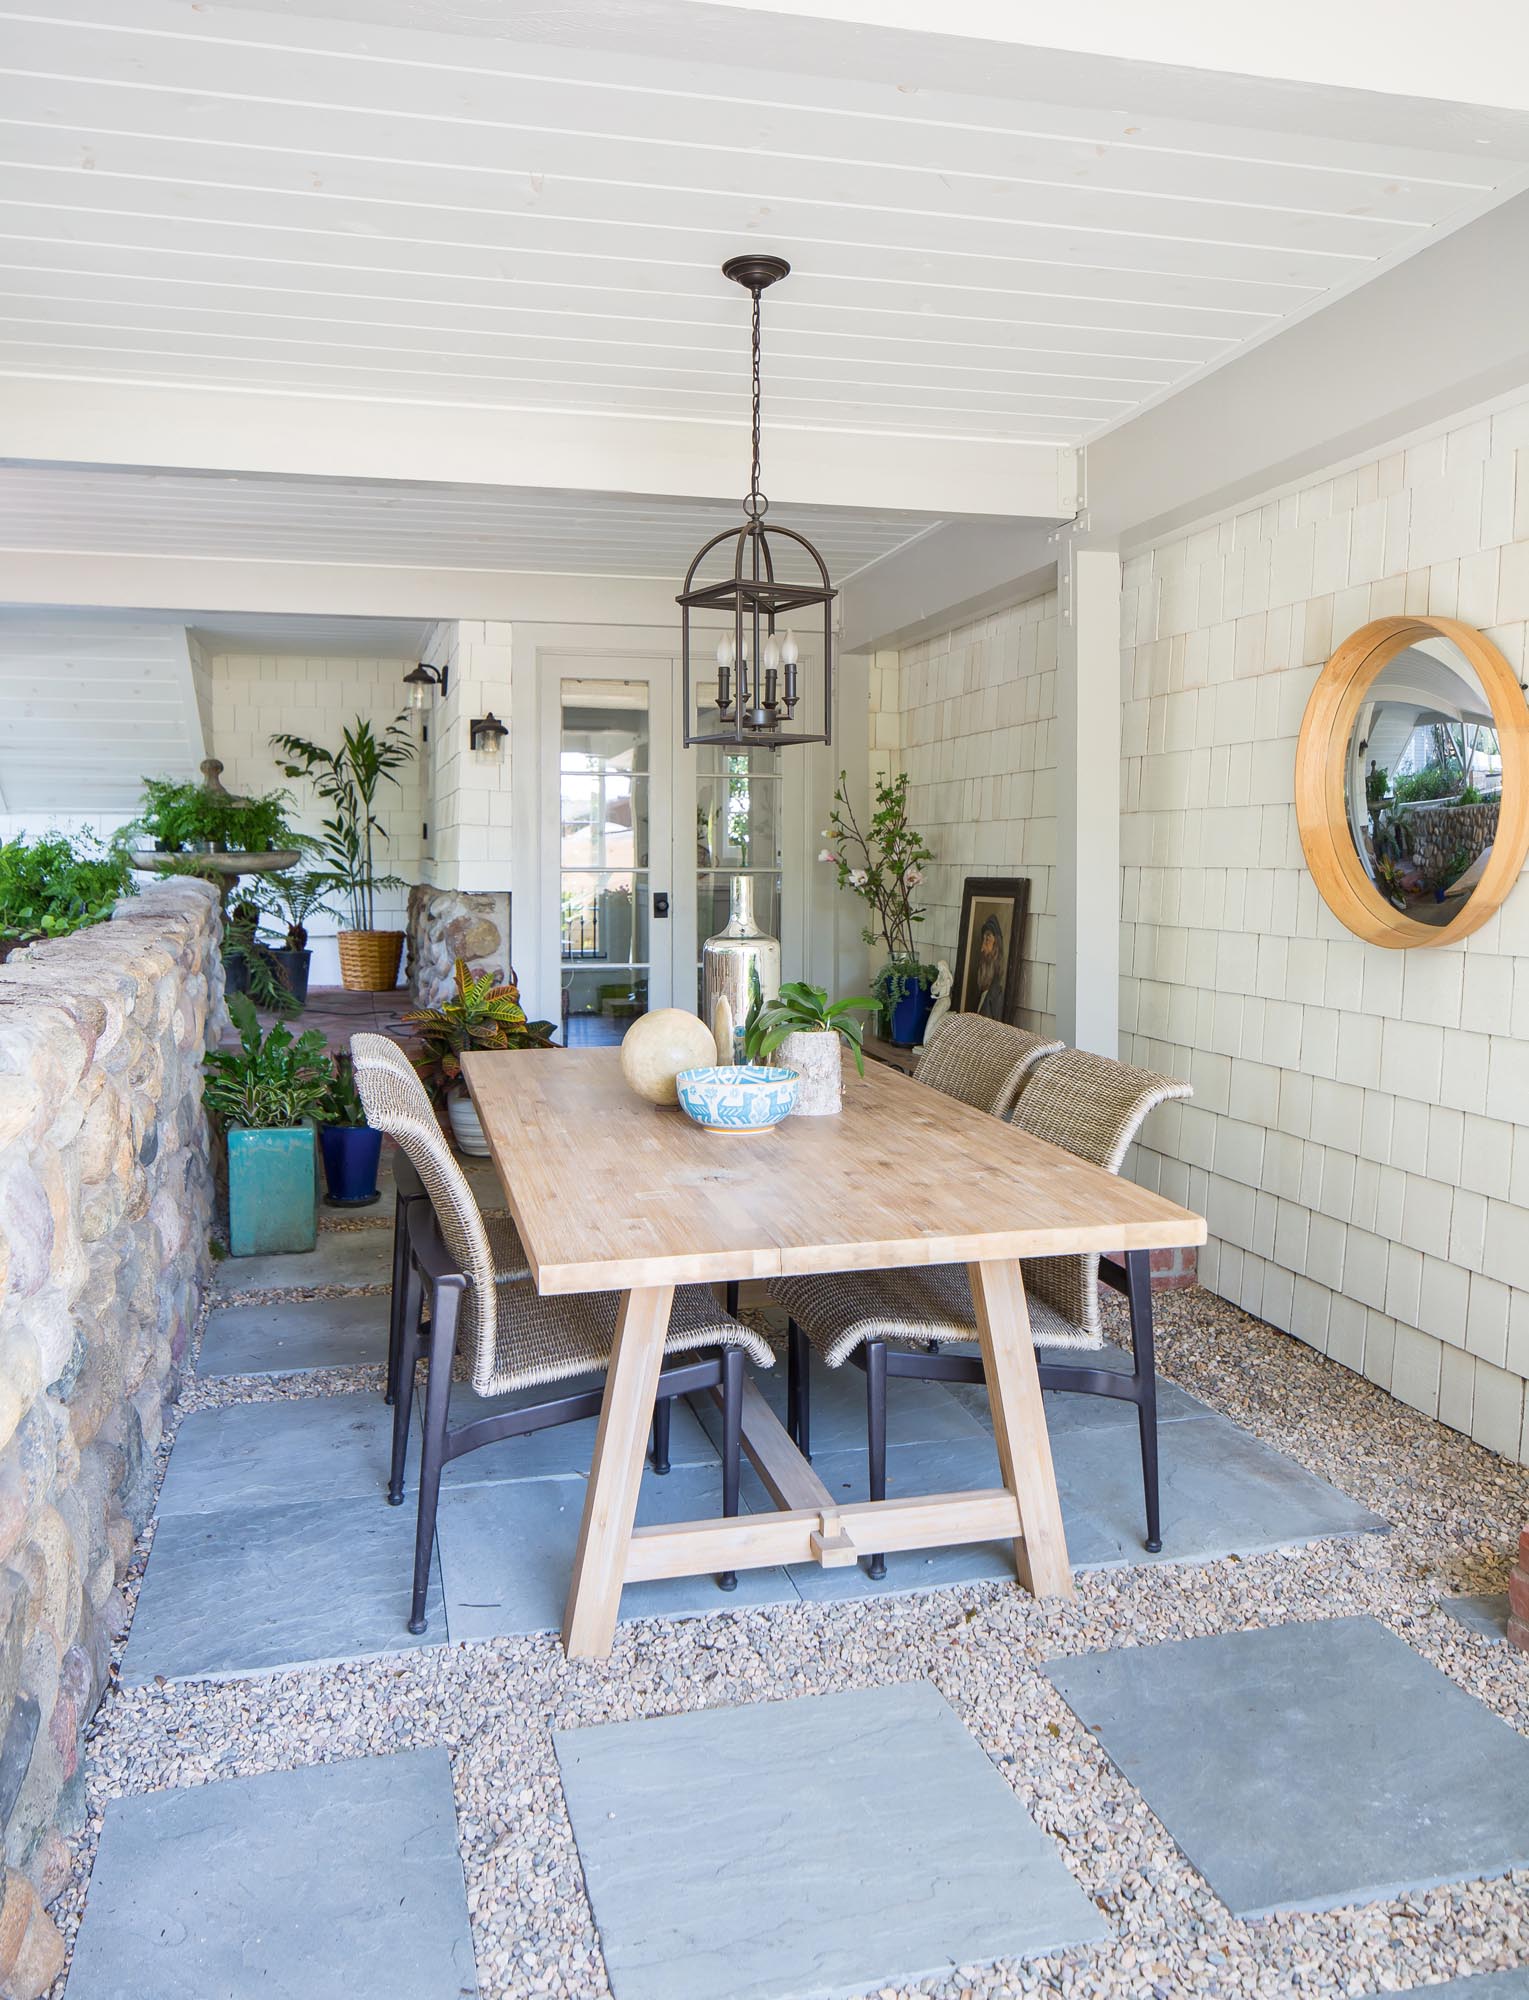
[406, 883, 512, 1006]
[1402, 796, 1501, 880]
[0, 879, 219, 1995]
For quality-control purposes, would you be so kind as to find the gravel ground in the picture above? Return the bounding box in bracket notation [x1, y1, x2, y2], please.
[44, 1279, 1529, 2000]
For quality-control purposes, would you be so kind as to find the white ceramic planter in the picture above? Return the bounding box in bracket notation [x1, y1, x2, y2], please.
[447, 1087, 491, 1156]
[778, 1029, 843, 1115]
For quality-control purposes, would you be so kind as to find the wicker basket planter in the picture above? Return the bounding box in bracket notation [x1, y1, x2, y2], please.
[337, 929, 404, 992]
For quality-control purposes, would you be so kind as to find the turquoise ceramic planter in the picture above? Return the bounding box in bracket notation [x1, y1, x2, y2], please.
[227, 1125, 318, 1257]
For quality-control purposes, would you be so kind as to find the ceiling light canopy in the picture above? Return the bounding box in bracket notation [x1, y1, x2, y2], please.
[677, 256, 835, 750]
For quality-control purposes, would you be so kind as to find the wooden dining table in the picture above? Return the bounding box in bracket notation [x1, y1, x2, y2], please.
[463, 1046, 1206, 1660]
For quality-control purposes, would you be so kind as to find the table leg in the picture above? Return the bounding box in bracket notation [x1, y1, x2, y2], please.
[562, 1283, 675, 1658]
[968, 1258, 1074, 1600]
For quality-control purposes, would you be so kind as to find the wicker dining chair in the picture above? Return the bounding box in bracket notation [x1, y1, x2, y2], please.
[351, 1042, 774, 1630]
[912, 1013, 1064, 1118]
[771, 1046, 1192, 1577]
[349, 1033, 530, 1413]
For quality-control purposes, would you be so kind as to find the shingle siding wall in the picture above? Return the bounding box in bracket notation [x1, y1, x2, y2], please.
[1122, 393, 1529, 1464]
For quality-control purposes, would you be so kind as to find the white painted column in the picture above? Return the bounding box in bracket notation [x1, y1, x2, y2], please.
[1054, 536, 1122, 1056]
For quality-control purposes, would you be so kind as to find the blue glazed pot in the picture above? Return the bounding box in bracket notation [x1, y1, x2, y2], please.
[319, 1124, 384, 1206]
[227, 1125, 317, 1257]
[887, 981, 934, 1048]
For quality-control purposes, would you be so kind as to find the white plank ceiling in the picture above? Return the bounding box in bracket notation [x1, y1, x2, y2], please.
[0, 465, 943, 579]
[3, 0, 1529, 450]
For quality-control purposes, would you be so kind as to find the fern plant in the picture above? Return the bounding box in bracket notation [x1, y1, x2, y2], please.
[270, 717, 416, 931]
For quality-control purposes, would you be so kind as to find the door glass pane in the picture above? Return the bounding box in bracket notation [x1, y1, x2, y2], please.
[561, 679, 649, 1046]
[692, 672, 783, 1006]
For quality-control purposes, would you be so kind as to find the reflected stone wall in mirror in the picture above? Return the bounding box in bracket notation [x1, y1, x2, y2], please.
[1297, 617, 1529, 949]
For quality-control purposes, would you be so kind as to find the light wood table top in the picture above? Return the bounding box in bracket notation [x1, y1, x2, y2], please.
[462, 1046, 1205, 1293]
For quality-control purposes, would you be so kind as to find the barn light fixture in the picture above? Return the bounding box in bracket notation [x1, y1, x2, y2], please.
[677, 256, 834, 748]
[469, 711, 507, 757]
[403, 661, 448, 710]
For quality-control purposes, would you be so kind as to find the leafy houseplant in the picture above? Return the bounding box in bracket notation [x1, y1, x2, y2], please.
[821, 770, 937, 1046]
[271, 717, 416, 991]
[743, 981, 877, 1116]
[317, 1052, 384, 1207]
[403, 959, 557, 1155]
[0, 830, 135, 955]
[203, 994, 331, 1255]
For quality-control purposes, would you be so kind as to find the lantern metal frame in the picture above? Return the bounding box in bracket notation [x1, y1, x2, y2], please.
[677, 255, 835, 749]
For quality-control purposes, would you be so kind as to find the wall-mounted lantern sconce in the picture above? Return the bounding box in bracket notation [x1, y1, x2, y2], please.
[403, 661, 448, 711]
[470, 711, 507, 757]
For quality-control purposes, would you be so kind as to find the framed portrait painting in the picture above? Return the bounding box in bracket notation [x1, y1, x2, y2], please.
[952, 877, 1030, 1025]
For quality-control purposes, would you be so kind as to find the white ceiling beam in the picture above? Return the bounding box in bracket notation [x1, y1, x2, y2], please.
[1088, 191, 1529, 551]
[844, 190, 1529, 646]
[0, 378, 1070, 522]
[0, 550, 716, 630]
[670, 0, 1529, 110]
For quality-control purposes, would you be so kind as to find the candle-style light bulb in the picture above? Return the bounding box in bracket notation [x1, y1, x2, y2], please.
[763, 632, 782, 673]
[715, 634, 735, 671]
[780, 630, 799, 666]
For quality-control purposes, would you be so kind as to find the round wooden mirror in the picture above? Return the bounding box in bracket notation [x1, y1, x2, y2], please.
[1296, 616, 1529, 948]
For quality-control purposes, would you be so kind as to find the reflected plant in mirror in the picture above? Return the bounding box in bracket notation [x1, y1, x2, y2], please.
[1297, 616, 1529, 949]
[1347, 637, 1502, 927]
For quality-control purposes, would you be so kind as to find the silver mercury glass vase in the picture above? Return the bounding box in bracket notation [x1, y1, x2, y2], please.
[702, 875, 781, 1065]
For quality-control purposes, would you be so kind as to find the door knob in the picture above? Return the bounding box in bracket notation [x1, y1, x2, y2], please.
[653, 891, 670, 918]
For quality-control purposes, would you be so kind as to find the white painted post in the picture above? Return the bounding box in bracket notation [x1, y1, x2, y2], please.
[1054, 535, 1122, 1056]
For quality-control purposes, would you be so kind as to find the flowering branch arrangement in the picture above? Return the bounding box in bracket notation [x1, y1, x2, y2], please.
[820, 771, 935, 988]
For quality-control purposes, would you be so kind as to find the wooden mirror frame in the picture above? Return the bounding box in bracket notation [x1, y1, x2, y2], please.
[1296, 615, 1529, 949]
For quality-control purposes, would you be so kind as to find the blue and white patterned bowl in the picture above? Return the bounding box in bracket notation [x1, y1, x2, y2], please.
[674, 1065, 799, 1133]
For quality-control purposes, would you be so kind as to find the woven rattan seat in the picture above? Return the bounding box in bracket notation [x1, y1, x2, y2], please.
[352, 1039, 769, 1396]
[775, 1048, 1189, 1362]
[912, 1014, 1063, 1118]
[772, 1045, 1193, 1575]
[349, 1029, 536, 1288]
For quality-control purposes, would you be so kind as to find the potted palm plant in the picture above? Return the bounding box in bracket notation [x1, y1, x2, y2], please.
[317, 1052, 384, 1207]
[202, 995, 332, 1255]
[251, 869, 341, 1007]
[271, 717, 416, 991]
[743, 981, 877, 1115]
[404, 959, 558, 1154]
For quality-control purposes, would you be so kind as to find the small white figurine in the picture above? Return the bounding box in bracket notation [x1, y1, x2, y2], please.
[919, 958, 954, 1050]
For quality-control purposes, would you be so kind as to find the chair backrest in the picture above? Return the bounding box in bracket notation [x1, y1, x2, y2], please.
[914, 1014, 1064, 1119]
[351, 1035, 498, 1385]
[1010, 1047, 1192, 1338]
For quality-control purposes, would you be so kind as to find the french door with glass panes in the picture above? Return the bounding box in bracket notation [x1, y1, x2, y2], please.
[536, 639, 819, 1048]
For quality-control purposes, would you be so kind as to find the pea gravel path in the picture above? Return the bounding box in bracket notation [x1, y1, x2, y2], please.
[46, 1279, 1529, 2000]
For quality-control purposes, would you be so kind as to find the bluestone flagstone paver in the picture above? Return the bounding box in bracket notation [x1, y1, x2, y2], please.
[1438, 1593, 1512, 1643]
[123, 1492, 443, 1682]
[1047, 1616, 1529, 1917]
[212, 1224, 393, 1295]
[157, 1393, 394, 1517]
[64, 1748, 478, 2000]
[435, 1459, 795, 1639]
[1406, 1970, 1529, 1996]
[554, 1680, 1106, 2000]
[198, 1290, 390, 1377]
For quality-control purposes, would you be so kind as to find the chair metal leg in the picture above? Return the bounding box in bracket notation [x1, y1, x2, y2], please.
[388, 1247, 424, 1505]
[1126, 1248, 1162, 1553]
[725, 1281, 740, 1317]
[718, 1345, 744, 1591]
[409, 1276, 461, 1634]
[650, 1396, 672, 1475]
[787, 1319, 811, 1459]
[865, 1339, 888, 1580]
[385, 1187, 411, 1406]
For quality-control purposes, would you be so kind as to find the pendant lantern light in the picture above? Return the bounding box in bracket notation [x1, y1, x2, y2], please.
[677, 256, 835, 748]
